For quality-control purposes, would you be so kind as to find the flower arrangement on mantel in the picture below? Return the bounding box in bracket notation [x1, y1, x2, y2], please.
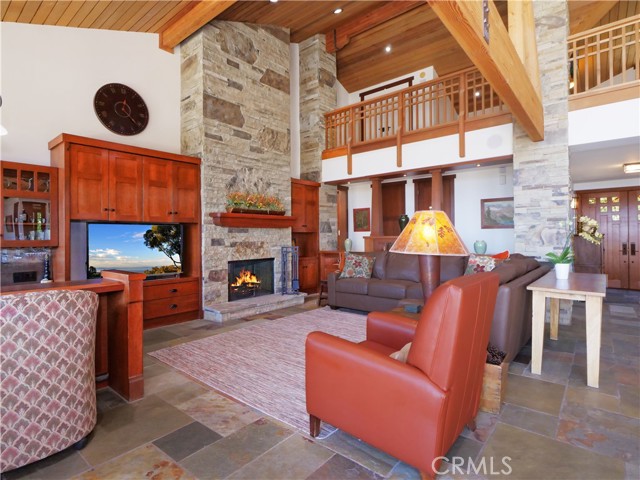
[225, 192, 285, 215]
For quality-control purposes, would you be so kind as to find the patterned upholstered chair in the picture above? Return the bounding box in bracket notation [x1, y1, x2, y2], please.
[0, 289, 99, 473]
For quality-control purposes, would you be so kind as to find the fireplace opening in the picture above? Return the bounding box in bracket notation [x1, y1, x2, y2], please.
[228, 258, 274, 302]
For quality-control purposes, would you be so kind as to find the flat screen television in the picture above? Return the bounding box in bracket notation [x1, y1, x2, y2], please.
[87, 223, 183, 280]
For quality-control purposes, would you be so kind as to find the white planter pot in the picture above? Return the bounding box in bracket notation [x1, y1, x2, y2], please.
[554, 263, 571, 280]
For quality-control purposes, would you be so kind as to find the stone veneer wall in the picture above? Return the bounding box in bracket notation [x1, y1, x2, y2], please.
[299, 35, 338, 250]
[181, 21, 292, 304]
[513, 1, 573, 322]
[513, 1, 572, 257]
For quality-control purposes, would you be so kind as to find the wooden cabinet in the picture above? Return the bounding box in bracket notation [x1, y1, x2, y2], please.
[49, 134, 202, 299]
[1, 161, 58, 247]
[143, 277, 200, 328]
[298, 256, 318, 292]
[291, 178, 320, 293]
[69, 145, 143, 221]
[291, 179, 319, 232]
[143, 159, 199, 223]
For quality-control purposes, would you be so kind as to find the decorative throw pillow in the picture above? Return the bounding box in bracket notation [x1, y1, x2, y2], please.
[491, 250, 510, 260]
[339, 254, 374, 279]
[464, 254, 499, 275]
[390, 342, 412, 363]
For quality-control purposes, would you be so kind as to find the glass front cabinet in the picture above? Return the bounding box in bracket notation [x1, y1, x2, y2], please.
[1, 161, 58, 247]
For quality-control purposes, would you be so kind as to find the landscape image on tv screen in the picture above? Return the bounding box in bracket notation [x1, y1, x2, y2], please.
[87, 223, 182, 279]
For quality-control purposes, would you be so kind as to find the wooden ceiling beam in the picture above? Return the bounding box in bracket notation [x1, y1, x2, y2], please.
[326, 0, 423, 54]
[428, 0, 544, 141]
[158, 0, 237, 53]
[508, 0, 540, 101]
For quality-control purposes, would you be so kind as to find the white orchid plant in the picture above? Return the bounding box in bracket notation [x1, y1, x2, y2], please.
[577, 216, 603, 245]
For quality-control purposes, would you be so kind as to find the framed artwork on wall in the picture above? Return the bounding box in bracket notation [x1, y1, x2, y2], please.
[353, 208, 371, 232]
[481, 197, 514, 229]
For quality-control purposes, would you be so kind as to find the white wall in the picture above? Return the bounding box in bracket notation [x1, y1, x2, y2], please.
[574, 178, 640, 190]
[289, 43, 301, 178]
[346, 181, 371, 252]
[454, 165, 515, 254]
[569, 98, 640, 148]
[0, 23, 181, 166]
[344, 166, 515, 254]
[336, 66, 436, 106]
[323, 123, 513, 183]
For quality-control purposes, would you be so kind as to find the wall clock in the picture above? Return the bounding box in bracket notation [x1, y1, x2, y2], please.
[94, 83, 149, 136]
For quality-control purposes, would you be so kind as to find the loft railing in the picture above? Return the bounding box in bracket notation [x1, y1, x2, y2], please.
[324, 67, 508, 158]
[568, 14, 640, 96]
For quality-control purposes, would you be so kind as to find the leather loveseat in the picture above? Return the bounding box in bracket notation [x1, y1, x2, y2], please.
[328, 252, 551, 362]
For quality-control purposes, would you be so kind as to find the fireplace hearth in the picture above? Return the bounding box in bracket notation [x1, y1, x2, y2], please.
[228, 258, 274, 302]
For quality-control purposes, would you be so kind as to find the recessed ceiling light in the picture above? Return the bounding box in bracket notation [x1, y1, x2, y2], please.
[334, 8, 343, 14]
[269, 0, 278, 3]
[476, 164, 481, 167]
[474, 91, 481, 97]
[623, 162, 640, 174]
[384, 45, 391, 53]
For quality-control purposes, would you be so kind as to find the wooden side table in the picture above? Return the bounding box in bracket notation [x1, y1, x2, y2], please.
[527, 271, 607, 388]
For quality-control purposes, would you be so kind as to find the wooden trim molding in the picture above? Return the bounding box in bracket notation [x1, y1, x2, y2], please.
[210, 212, 297, 228]
[569, 81, 640, 111]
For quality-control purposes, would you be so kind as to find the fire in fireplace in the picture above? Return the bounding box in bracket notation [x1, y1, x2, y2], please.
[228, 258, 274, 302]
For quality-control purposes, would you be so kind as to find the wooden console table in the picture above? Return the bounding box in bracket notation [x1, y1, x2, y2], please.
[527, 271, 607, 388]
[1, 270, 145, 401]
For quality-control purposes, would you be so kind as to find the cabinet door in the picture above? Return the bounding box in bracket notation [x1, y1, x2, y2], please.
[70, 145, 109, 220]
[143, 158, 173, 223]
[109, 151, 143, 222]
[304, 186, 319, 232]
[172, 162, 199, 223]
[298, 256, 318, 292]
[291, 181, 307, 230]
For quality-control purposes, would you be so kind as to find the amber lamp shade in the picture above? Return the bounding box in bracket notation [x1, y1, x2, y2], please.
[389, 210, 469, 300]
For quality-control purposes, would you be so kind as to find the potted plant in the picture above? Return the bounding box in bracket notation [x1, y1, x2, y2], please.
[545, 234, 574, 280]
[226, 192, 285, 215]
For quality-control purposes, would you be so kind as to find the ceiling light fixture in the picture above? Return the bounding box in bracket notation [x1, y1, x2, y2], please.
[623, 163, 640, 174]
[474, 91, 481, 97]
[569, 80, 575, 89]
[269, 0, 278, 3]
[384, 45, 391, 53]
[334, 8, 343, 14]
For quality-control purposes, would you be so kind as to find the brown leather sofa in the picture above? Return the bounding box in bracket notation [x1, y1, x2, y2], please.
[328, 252, 551, 362]
[306, 272, 500, 477]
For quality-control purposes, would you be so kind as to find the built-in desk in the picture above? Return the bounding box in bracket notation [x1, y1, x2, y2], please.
[1, 270, 145, 401]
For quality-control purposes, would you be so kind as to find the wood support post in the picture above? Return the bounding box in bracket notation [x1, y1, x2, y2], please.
[431, 169, 443, 211]
[102, 270, 146, 401]
[458, 72, 466, 158]
[371, 178, 384, 236]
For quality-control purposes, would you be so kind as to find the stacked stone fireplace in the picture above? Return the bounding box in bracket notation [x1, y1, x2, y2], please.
[180, 20, 295, 316]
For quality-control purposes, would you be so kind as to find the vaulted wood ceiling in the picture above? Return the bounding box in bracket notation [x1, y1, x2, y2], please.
[1, 0, 638, 92]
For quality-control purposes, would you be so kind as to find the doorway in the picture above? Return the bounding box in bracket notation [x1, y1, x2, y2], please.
[577, 187, 639, 290]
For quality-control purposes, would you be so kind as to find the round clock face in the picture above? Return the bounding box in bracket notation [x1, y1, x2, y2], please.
[94, 83, 149, 136]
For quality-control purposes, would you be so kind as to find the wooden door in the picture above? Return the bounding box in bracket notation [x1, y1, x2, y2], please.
[108, 151, 143, 222]
[381, 181, 406, 236]
[172, 162, 199, 223]
[629, 189, 640, 290]
[69, 145, 109, 220]
[337, 186, 348, 250]
[414, 175, 456, 222]
[143, 158, 173, 223]
[578, 188, 638, 290]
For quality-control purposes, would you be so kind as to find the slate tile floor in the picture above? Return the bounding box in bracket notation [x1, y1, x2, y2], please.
[3, 291, 639, 480]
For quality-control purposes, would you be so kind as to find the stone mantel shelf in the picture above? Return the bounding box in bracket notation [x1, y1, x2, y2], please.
[210, 212, 297, 228]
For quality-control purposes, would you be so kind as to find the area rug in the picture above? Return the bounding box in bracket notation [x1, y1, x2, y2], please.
[149, 307, 367, 433]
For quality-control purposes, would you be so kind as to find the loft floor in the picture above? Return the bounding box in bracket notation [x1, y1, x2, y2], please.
[3, 292, 639, 480]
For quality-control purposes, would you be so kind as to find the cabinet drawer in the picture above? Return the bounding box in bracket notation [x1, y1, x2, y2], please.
[143, 294, 199, 320]
[144, 279, 199, 300]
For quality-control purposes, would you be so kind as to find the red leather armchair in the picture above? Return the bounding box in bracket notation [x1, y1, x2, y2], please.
[306, 272, 499, 478]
